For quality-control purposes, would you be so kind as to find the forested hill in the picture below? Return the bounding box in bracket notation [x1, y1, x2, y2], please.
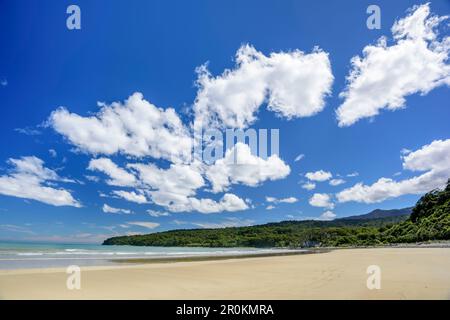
[103, 181, 449, 248]
[340, 207, 412, 220]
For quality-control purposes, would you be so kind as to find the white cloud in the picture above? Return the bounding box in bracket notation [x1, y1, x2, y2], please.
[281, 197, 298, 203]
[48, 92, 193, 162]
[205, 143, 290, 193]
[42, 47, 318, 215]
[0, 156, 81, 207]
[44, 47, 327, 214]
[402, 140, 450, 172]
[301, 182, 316, 190]
[112, 190, 148, 204]
[266, 205, 275, 210]
[83, 151, 253, 214]
[128, 161, 203, 209]
[128, 161, 248, 213]
[88, 158, 137, 187]
[102, 204, 132, 214]
[305, 170, 332, 182]
[329, 178, 345, 186]
[8, 156, 60, 180]
[336, 4, 450, 126]
[194, 44, 333, 129]
[309, 193, 334, 209]
[186, 193, 249, 214]
[85, 175, 100, 182]
[127, 221, 160, 230]
[337, 139, 450, 203]
[317, 210, 336, 221]
[266, 196, 298, 204]
[346, 172, 359, 177]
[294, 154, 305, 162]
[147, 210, 170, 217]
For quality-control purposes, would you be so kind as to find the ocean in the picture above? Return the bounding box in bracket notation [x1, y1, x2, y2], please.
[0, 241, 303, 270]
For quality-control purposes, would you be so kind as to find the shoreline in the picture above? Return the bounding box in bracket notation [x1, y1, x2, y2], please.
[1, 247, 449, 299]
[0, 248, 318, 271]
[2, 242, 450, 272]
[0, 250, 321, 275]
[112, 248, 326, 265]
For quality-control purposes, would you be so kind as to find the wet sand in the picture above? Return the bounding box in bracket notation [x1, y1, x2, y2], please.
[0, 248, 449, 299]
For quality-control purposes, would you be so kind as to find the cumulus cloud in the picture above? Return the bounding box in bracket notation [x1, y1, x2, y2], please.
[85, 154, 253, 214]
[186, 193, 249, 214]
[309, 193, 334, 209]
[0, 156, 81, 207]
[317, 210, 336, 221]
[194, 44, 333, 129]
[88, 158, 137, 187]
[337, 4, 450, 126]
[102, 204, 132, 214]
[301, 182, 316, 190]
[266, 196, 298, 204]
[128, 161, 204, 208]
[305, 170, 332, 182]
[205, 143, 290, 193]
[337, 139, 450, 203]
[128, 161, 248, 213]
[112, 190, 148, 204]
[45, 45, 320, 214]
[48, 92, 193, 162]
[43, 44, 323, 214]
[329, 178, 345, 186]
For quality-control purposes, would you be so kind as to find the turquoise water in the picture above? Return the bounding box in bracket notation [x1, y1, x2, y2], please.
[0, 241, 302, 269]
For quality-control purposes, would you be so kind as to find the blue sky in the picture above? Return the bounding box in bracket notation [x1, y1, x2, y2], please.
[0, 0, 449, 243]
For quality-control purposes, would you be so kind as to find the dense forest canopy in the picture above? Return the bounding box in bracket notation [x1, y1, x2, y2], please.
[103, 180, 450, 248]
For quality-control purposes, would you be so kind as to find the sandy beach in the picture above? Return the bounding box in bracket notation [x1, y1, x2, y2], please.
[0, 248, 449, 299]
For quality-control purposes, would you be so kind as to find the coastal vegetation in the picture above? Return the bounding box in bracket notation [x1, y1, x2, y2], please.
[103, 180, 450, 248]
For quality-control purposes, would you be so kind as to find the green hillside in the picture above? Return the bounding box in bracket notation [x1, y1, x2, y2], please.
[103, 180, 449, 248]
[380, 181, 450, 243]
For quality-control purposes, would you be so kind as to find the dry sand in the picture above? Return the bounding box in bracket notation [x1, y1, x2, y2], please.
[1, 248, 449, 299]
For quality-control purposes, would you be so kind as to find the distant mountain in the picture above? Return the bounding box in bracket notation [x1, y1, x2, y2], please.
[339, 207, 412, 220]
